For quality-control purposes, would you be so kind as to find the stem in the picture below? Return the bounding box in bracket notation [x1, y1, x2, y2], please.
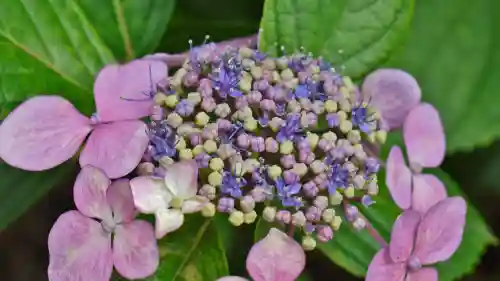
[288, 223, 295, 237]
[144, 34, 258, 68]
[344, 200, 387, 247]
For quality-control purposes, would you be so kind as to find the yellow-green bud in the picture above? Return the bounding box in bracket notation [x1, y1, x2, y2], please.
[175, 138, 186, 150]
[339, 86, 350, 99]
[339, 99, 351, 112]
[229, 211, 245, 226]
[367, 181, 379, 196]
[280, 141, 294, 154]
[159, 156, 174, 168]
[239, 77, 252, 93]
[179, 148, 193, 160]
[215, 103, 231, 118]
[195, 112, 210, 126]
[376, 130, 387, 144]
[267, 165, 282, 179]
[307, 133, 319, 149]
[201, 203, 216, 217]
[322, 131, 337, 142]
[329, 191, 343, 205]
[292, 211, 306, 227]
[203, 140, 218, 153]
[209, 157, 224, 171]
[310, 160, 325, 174]
[276, 57, 288, 69]
[166, 113, 183, 128]
[348, 130, 361, 144]
[337, 110, 348, 120]
[154, 93, 168, 105]
[192, 145, 205, 156]
[263, 206, 277, 222]
[324, 100, 338, 113]
[239, 47, 254, 58]
[244, 118, 258, 131]
[271, 71, 281, 83]
[340, 120, 353, 134]
[262, 59, 276, 70]
[269, 117, 285, 132]
[331, 216, 343, 230]
[244, 210, 258, 224]
[302, 236, 317, 251]
[165, 94, 179, 108]
[367, 132, 377, 143]
[187, 92, 202, 105]
[208, 171, 222, 186]
[322, 208, 336, 223]
[250, 66, 263, 80]
[281, 68, 294, 80]
[292, 163, 308, 177]
[342, 76, 355, 91]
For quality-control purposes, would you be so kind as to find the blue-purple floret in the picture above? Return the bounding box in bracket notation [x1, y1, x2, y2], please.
[351, 106, 373, 133]
[275, 176, 303, 208]
[220, 171, 247, 198]
[326, 164, 350, 194]
[148, 122, 177, 160]
[276, 113, 302, 143]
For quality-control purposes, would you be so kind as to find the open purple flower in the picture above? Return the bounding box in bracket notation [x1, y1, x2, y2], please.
[0, 60, 167, 178]
[48, 166, 159, 281]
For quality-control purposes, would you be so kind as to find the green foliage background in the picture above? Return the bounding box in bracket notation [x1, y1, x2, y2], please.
[0, 0, 499, 281]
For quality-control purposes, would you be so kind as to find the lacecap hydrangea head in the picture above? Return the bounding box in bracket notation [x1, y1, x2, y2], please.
[141, 44, 386, 250]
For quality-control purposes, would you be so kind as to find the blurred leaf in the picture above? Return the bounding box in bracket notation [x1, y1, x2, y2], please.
[386, 0, 500, 152]
[148, 215, 229, 281]
[258, 0, 414, 78]
[318, 133, 497, 280]
[77, 0, 175, 60]
[0, 0, 174, 117]
[157, 0, 263, 53]
[0, 161, 76, 230]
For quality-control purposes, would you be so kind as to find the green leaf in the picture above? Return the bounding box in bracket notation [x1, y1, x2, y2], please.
[149, 214, 229, 281]
[258, 0, 414, 78]
[0, 161, 76, 230]
[78, 0, 176, 60]
[385, 0, 500, 152]
[318, 133, 497, 281]
[0, 0, 174, 117]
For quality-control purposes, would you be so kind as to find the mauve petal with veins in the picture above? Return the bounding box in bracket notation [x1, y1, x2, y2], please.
[79, 120, 149, 179]
[389, 210, 420, 263]
[361, 68, 421, 130]
[246, 228, 305, 281]
[412, 174, 447, 214]
[48, 211, 113, 281]
[106, 179, 137, 224]
[154, 208, 184, 238]
[130, 176, 172, 214]
[406, 267, 438, 281]
[386, 146, 412, 209]
[73, 166, 113, 222]
[113, 220, 159, 279]
[413, 197, 467, 264]
[0, 96, 91, 171]
[217, 276, 250, 281]
[404, 103, 446, 168]
[93, 59, 168, 123]
[164, 160, 199, 199]
[365, 249, 406, 281]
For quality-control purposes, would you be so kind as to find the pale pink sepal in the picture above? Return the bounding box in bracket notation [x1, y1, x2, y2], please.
[406, 267, 438, 281]
[107, 179, 137, 224]
[413, 197, 467, 264]
[365, 248, 406, 281]
[93, 59, 168, 123]
[412, 174, 447, 214]
[164, 160, 199, 198]
[361, 68, 421, 130]
[246, 228, 306, 281]
[73, 166, 113, 222]
[130, 176, 172, 214]
[216, 277, 250, 281]
[48, 211, 113, 281]
[113, 220, 159, 279]
[154, 208, 184, 239]
[404, 103, 446, 168]
[79, 120, 149, 179]
[0, 96, 91, 171]
[389, 210, 420, 263]
[386, 146, 412, 209]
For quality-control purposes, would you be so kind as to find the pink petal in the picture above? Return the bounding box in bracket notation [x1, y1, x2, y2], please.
[389, 210, 420, 263]
[73, 166, 113, 222]
[413, 197, 467, 264]
[216, 277, 250, 281]
[164, 160, 199, 199]
[403, 103, 446, 168]
[113, 220, 159, 279]
[365, 249, 407, 281]
[246, 228, 306, 281]
[412, 174, 447, 214]
[48, 211, 113, 281]
[130, 176, 172, 214]
[107, 179, 137, 224]
[0, 96, 91, 171]
[80, 120, 149, 179]
[386, 146, 413, 209]
[93, 59, 168, 123]
[406, 267, 438, 281]
[361, 69, 421, 130]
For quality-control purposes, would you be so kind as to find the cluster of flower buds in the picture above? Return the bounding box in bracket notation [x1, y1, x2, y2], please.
[138, 43, 386, 250]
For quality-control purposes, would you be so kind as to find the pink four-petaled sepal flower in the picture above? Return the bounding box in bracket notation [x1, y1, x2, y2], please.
[216, 228, 306, 281]
[130, 160, 207, 239]
[47, 165, 159, 281]
[386, 103, 447, 213]
[366, 197, 466, 281]
[0, 59, 167, 179]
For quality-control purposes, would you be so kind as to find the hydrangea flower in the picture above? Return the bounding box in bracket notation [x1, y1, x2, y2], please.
[386, 103, 447, 213]
[48, 165, 159, 281]
[216, 228, 306, 281]
[0, 60, 167, 178]
[366, 197, 466, 281]
[362, 69, 421, 131]
[130, 160, 207, 238]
